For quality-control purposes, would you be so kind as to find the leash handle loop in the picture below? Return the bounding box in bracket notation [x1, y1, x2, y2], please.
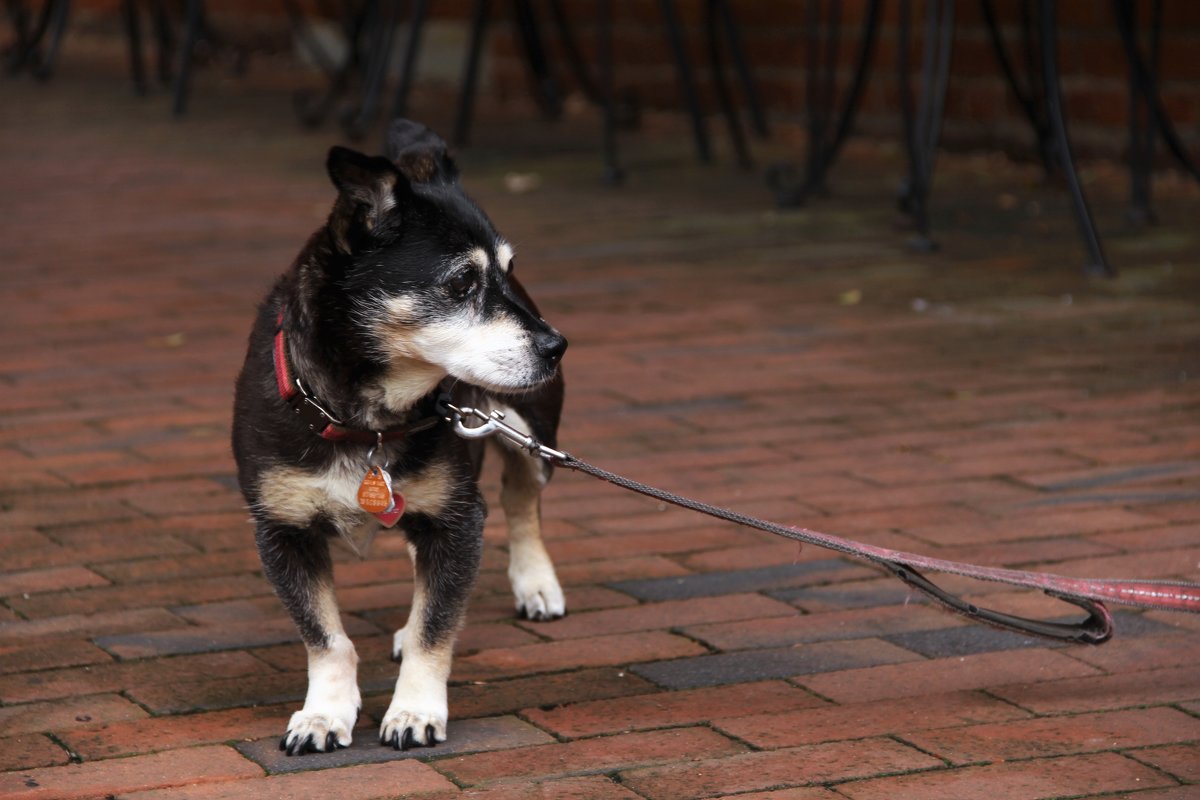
[884, 562, 1113, 644]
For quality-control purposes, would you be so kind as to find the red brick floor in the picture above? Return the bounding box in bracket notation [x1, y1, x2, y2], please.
[2, 35, 1199, 800]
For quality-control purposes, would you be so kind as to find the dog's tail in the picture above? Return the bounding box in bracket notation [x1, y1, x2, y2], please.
[385, 119, 459, 186]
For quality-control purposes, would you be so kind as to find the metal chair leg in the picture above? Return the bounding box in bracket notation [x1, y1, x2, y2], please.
[597, 0, 622, 183]
[711, 0, 767, 137]
[1039, 0, 1113, 276]
[288, 0, 363, 129]
[768, 0, 879, 209]
[5, 0, 68, 77]
[547, 0, 602, 104]
[1115, 0, 1199, 184]
[514, 0, 562, 119]
[29, 0, 68, 79]
[390, 0, 430, 122]
[1115, 0, 1156, 224]
[342, 0, 398, 139]
[805, 0, 840, 197]
[898, 0, 954, 251]
[453, 0, 489, 146]
[658, 0, 711, 163]
[705, 0, 751, 169]
[121, 0, 147, 94]
[170, 0, 202, 115]
[981, 0, 1055, 176]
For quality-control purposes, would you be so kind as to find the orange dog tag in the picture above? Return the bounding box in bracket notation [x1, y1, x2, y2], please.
[357, 466, 393, 514]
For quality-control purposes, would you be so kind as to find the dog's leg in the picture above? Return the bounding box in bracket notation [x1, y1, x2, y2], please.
[381, 512, 482, 749]
[499, 437, 565, 620]
[256, 523, 361, 755]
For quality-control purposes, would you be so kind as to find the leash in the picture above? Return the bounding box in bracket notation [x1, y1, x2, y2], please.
[441, 400, 1200, 645]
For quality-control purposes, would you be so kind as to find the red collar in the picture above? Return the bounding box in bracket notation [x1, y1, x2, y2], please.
[273, 308, 441, 444]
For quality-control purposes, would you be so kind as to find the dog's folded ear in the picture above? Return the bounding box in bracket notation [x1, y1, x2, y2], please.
[385, 118, 460, 186]
[326, 146, 408, 254]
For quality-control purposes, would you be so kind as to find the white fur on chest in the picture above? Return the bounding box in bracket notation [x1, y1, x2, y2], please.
[257, 454, 454, 531]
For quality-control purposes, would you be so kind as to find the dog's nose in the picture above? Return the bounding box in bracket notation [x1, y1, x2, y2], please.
[535, 330, 568, 365]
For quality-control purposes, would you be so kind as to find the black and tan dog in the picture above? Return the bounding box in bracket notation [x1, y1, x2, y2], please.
[232, 120, 567, 754]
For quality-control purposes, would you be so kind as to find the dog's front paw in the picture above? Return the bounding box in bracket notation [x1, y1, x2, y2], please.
[511, 560, 566, 621]
[280, 704, 359, 756]
[379, 704, 447, 750]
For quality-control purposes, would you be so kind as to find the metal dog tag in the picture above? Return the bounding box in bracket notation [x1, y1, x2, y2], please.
[357, 466, 394, 514]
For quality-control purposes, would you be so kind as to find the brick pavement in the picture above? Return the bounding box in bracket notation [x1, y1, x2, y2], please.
[2, 37, 1199, 800]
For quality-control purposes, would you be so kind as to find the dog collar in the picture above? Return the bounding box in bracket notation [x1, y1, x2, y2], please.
[273, 307, 441, 444]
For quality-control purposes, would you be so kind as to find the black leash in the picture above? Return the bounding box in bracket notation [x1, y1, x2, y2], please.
[442, 400, 1200, 644]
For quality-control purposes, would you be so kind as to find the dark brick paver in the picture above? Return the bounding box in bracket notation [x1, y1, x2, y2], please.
[1, 31, 1198, 800]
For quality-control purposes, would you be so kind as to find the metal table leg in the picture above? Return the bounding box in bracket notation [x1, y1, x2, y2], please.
[705, 0, 751, 169]
[597, 0, 622, 183]
[768, 0, 880, 208]
[897, 0, 954, 251]
[1114, 0, 1200, 217]
[341, 0, 398, 139]
[389, 0, 431, 122]
[1039, 0, 1112, 275]
[711, 0, 766, 138]
[170, 0, 202, 116]
[287, 0, 364, 129]
[981, 0, 1055, 176]
[453, 0, 489, 146]
[658, 0, 711, 163]
[4, 0, 70, 78]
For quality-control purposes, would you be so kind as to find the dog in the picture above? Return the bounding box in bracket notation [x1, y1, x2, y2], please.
[232, 119, 567, 755]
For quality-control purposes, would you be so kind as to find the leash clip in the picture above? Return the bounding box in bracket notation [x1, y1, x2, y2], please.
[441, 399, 568, 463]
[291, 378, 344, 432]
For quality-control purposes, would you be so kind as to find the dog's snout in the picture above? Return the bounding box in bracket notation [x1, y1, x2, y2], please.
[535, 330, 568, 365]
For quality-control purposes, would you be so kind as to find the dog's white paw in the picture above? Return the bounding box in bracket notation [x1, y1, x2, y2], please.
[510, 557, 566, 621]
[280, 703, 358, 756]
[379, 701, 447, 750]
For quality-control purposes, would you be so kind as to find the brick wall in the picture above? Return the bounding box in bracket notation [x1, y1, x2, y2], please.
[486, 0, 1200, 160]
[70, 0, 1200, 160]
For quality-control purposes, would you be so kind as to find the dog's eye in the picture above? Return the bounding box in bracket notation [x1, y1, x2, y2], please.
[447, 270, 477, 298]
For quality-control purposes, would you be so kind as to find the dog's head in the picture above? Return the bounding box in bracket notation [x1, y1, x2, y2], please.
[320, 120, 566, 398]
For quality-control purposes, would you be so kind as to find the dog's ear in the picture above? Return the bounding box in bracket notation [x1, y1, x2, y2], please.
[326, 145, 408, 254]
[385, 118, 460, 186]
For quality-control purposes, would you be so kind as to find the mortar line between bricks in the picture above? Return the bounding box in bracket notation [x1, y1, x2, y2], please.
[511, 619, 561, 645]
[32, 511, 154, 535]
[44, 731, 82, 764]
[1119, 747, 1195, 788]
[1169, 701, 1200, 722]
[606, 770, 655, 800]
[119, 688, 159, 717]
[818, 752, 958, 790]
[512, 708, 572, 744]
[667, 626, 722, 655]
[885, 732, 954, 768]
[783, 678, 841, 706]
[702, 720, 765, 753]
[974, 687, 1048, 719]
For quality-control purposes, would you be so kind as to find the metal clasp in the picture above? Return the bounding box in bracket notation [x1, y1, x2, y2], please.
[441, 400, 567, 463]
